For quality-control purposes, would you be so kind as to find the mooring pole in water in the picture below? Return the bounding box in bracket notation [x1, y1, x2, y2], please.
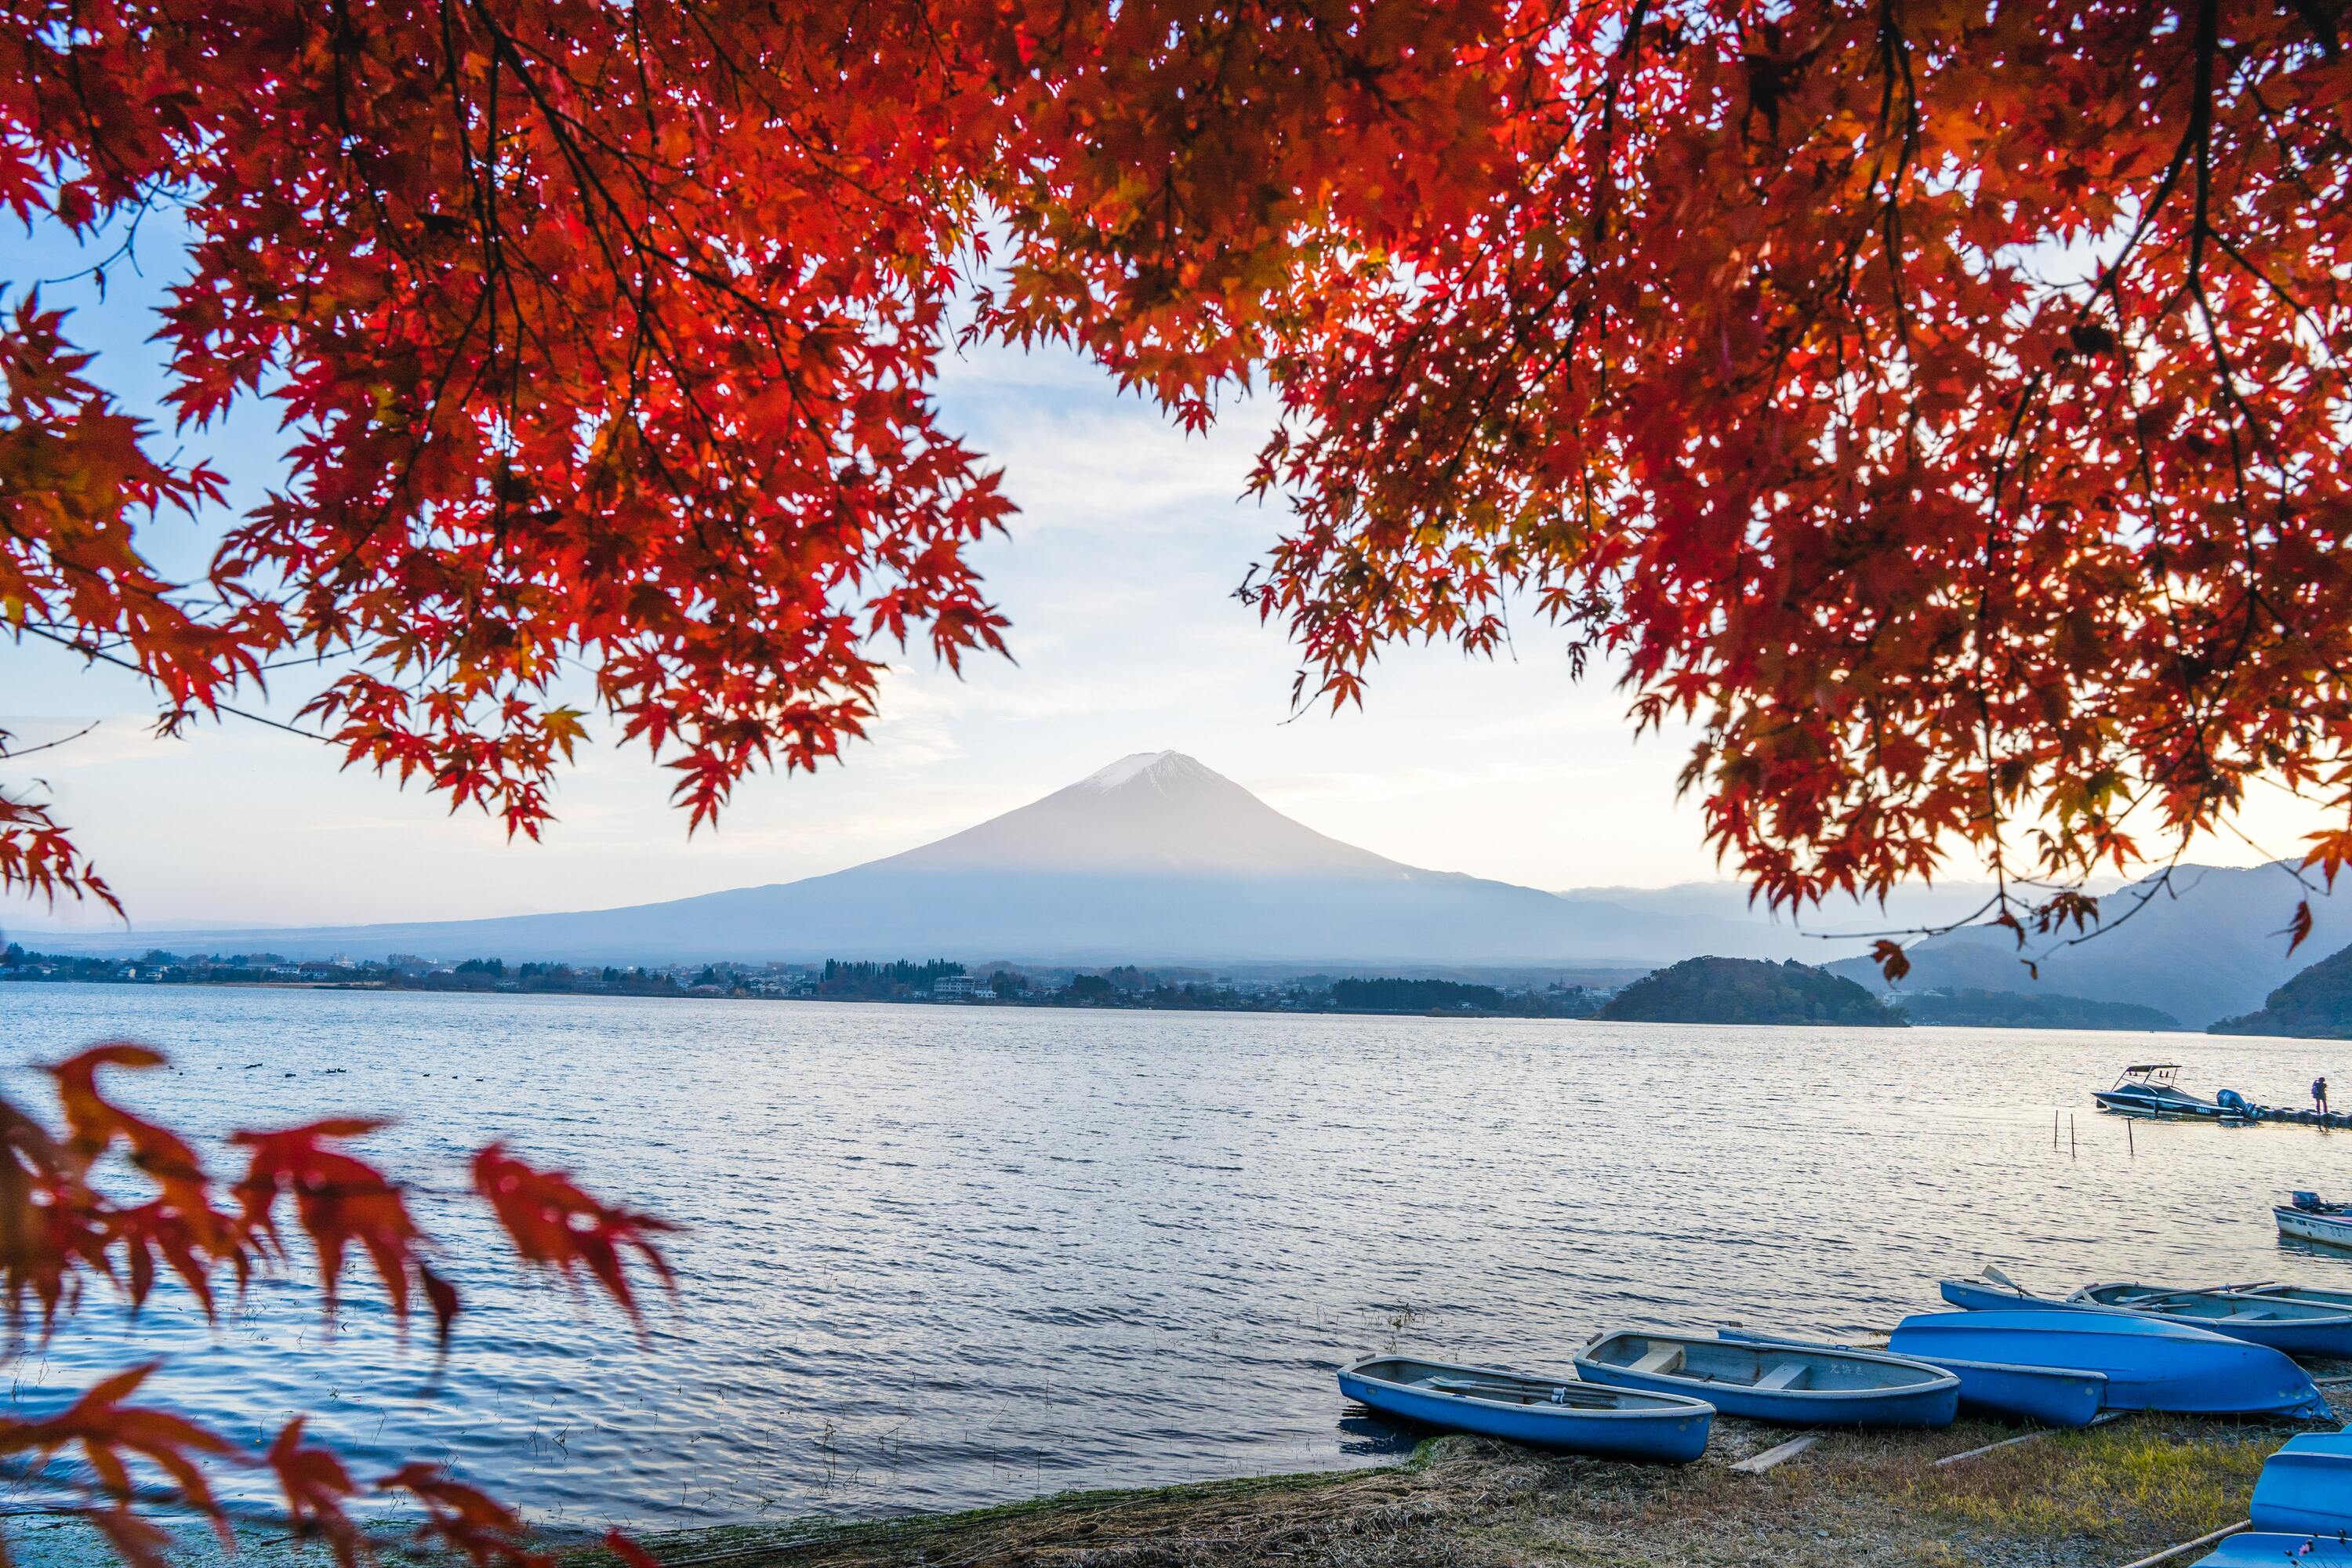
[2071, 1115, 2078, 1159]
[2126, 1119, 2134, 1158]
[2053, 1109, 2060, 1148]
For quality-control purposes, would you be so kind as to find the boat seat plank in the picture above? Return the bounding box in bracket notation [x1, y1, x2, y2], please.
[1754, 1361, 1810, 1392]
[1428, 1379, 1534, 1399]
[1630, 1345, 1686, 1376]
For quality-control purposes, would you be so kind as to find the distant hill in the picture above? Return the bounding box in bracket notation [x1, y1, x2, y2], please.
[1825, 862, 2347, 1028]
[1896, 988, 2181, 1032]
[2209, 940, 2352, 1038]
[1597, 956, 1904, 1027]
[10, 753, 1844, 970]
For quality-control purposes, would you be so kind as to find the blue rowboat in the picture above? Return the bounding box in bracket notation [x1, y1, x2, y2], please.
[2251, 1432, 2352, 1535]
[1912, 1354, 2107, 1428]
[1715, 1327, 2105, 1428]
[2235, 1283, 2352, 1312]
[1941, 1275, 2352, 1360]
[2074, 1283, 2352, 1359]
[1888, 1311, 2334, 1419]
[1573, 1330, 1958, 1428]
[1335, 1356, 1715, 1463]
[2188, 1532, 2352, 1566]
[1940, 1276, 2046, 1312]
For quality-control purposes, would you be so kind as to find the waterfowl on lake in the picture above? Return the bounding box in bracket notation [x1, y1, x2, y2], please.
[1335, 1356, 1715, 1463]
[1887, 1310, 2334, 1419]
[1572, 1330, 1958, 1428]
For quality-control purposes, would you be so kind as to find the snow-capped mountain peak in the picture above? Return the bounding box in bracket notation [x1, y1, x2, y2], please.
[880, 751, 1403, 877]
[1080, 750, 1189, 791]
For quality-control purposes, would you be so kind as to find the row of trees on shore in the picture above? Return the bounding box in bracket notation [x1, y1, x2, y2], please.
[2, 945, 1602, 1016]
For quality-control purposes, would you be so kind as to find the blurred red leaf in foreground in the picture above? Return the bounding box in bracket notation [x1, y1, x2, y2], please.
[0, 1048, 670, 1564]
[473, 1144, 678, 1323]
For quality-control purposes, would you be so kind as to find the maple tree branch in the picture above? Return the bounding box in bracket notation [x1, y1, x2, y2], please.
[14, 625, 331, 746]
[0, 721, 99, 761]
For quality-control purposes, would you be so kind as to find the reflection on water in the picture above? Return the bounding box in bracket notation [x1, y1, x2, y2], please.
[0, 984, 2346, 1532]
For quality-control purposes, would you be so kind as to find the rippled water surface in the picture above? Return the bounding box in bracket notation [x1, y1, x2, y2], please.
[2, 984, 2348, 1534]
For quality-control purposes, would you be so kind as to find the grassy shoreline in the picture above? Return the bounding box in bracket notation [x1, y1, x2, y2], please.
[571, 1394, 2344, 1568]
[10, 1394, 2336, 1567]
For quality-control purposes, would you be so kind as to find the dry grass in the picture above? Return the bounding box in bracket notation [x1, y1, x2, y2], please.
[584, 1396, 2344, 1568]
[1907, 1419, 2278, 1544]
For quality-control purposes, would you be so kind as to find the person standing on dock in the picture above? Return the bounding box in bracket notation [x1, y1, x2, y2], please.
[2318, 1076, 2331, 1116]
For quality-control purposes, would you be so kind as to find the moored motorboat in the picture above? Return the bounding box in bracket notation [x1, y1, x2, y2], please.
[2092, 1063, 2227, 1120]
[2071, 1281, 2352, 1359]
[1886, 1310, 2333, 1418]
[1716, 1327, 2103, 1428]
[2250, 1432, 2352, 1536]
[1335, 1356, 1715, 1463]
[2277, 1192, 2352, 1253]
[1573, 1330, 1958, 1428]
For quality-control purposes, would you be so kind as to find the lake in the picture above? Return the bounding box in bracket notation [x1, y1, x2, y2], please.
[0, 984, 2345, 1535]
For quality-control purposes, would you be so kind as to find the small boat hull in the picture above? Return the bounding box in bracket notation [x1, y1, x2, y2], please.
[2189, 1533, 2352, 1567]
[1887, 1311, 2333, 1419]
[2278, 1204, 2352, 1253]
[1713, 1328, 2105, 1430]
[2251, 1432, 2352, 1535]
[1943, 1276, 2352, 1359]
[2094, 1066, 2225, 1120]
[2091, 1090, 2220, 1120]
[1915, 1356, 2107, 1428]
[2075, 1282, 2352, 1359]
[1940, 1277, 2039, 1312]
[1336, 1356, 1715, 1464]
[2238, 1282, 2352, 1312]
[1574, 1331, 1958, 1429]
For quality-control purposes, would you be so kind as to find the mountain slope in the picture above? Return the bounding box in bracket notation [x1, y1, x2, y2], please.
[2209, 939, 2352, 1038]
[14, 753, 1823, 968]
[1824, 862, 2343, 1029]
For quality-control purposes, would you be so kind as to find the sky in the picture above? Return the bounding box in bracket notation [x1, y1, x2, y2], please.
[2, 214, 2333, 934]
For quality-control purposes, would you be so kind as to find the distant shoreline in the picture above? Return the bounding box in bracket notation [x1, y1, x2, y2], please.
[0, 964, 1600, 1021]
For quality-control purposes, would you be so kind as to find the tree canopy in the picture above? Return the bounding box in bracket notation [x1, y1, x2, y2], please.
[5, 0, 2347, 946]
[5, 5, 2350, 1553]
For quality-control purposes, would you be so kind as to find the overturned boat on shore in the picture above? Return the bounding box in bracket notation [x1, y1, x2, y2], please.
[1888, 1310, 2333, 1418]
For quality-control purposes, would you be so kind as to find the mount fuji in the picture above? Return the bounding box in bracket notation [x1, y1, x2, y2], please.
[19, 752, 1827, 968]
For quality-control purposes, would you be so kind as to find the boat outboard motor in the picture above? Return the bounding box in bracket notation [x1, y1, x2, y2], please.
[2216, 1088, 2249, 1116]
[2294, 1191, 2326, 1212]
